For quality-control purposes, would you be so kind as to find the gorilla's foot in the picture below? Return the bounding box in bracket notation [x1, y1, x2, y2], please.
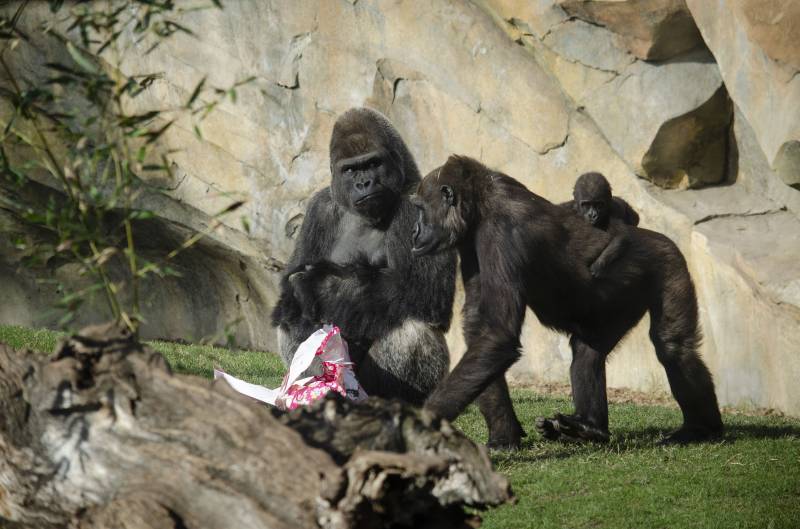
[659, 424, 724, 445]
[486, 421, 526, 451]
[486, 437, 521, 451]
[535, 413, 610, 443]
[534, 416, 562, 441]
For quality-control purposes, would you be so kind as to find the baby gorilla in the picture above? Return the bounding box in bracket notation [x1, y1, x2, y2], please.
[562, 172, 640, 278]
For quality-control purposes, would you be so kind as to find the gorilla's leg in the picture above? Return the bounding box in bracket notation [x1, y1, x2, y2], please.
[569, 335, 610, 432]
[536, 335, 611, 443]
[356, 319, 449, 406]
[476, 376, 526, 450]
[649, 292, 723, 444]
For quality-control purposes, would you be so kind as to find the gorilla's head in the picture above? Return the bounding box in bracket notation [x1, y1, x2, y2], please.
[329, 108, 421, 225]
[411, 155, 479, 257]
[573, 172, 612, 228]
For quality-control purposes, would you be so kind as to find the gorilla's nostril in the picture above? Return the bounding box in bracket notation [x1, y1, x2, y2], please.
[355, 179, 372, 192]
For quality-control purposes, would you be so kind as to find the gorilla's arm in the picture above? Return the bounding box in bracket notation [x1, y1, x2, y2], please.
[559, 199, 577, 213]
[425, 227, 525, 421]
[611, 197, 639, 226]
[588, 198, 638, 277]
[270, 189, 337, 329]
[298, 200, 456, 343]
[589, 220, 631, 278]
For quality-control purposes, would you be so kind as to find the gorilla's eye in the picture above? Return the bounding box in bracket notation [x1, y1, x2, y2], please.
[344, 167, 354, 175]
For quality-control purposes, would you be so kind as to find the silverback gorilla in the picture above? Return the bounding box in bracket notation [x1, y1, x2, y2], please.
[411, 156, 723, 448]
[562, 172, 640, 278]
[271, 108, 456, 405]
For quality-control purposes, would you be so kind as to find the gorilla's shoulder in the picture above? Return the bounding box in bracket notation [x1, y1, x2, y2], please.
[390, 196, 417, 228]
[308, 187, 333, 208]
[305, 187, 337, 218]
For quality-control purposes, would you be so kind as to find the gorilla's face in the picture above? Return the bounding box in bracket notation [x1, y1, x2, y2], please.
[331, 121, 406, 225]
[328, 108, 422, 225]
[334, 147, 401, 220]
[573, 172, 612, 228]
[577, 199, 608, 227]
[411, 161, 471, 257]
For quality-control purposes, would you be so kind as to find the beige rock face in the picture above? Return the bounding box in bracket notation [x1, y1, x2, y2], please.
[491, 5, 734, 190]
[582, 50, 733, 189]
[1, 0, 799, 415]
[686, 0, 800, 189]
[558, 0, 704, 60]
[739, 0, 800, 72]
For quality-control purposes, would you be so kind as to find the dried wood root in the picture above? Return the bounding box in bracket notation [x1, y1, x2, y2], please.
[0, 322, 512, 529]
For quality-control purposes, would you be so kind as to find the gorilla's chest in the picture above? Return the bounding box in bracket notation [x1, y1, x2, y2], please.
[329, 213, 389, 267]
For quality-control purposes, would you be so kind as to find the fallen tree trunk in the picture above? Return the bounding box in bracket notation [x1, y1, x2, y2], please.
[0, 323, 511, 529]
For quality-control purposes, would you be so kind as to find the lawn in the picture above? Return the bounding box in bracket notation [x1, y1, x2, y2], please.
[2, 324, 798, 529]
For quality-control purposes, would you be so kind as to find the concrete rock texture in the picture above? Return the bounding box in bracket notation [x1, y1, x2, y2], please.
[1, 1, 798, 415]
[685, 0, 800, 190]
[558, 0, 704, 60]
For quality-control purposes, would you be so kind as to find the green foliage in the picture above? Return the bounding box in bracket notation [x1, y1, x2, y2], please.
[0, 0, 250, 332]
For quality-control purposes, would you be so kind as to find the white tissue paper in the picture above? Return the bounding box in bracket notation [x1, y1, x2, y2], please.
[213, 325, 367, 410]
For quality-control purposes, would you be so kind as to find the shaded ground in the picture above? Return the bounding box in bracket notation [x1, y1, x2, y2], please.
[2, 325, 798, 529]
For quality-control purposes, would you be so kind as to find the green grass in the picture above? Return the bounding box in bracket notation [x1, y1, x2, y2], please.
[148, 339, 286, 388]
[2, 324, 799, 528]
[457, 391, 800, 529]
[0, 324, 286, 388]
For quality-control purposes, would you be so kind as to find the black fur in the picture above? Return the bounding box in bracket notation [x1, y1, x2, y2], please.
[412, 156, 723, 448]
[271, 108, 456, 405]
[561, 172, 640, 278]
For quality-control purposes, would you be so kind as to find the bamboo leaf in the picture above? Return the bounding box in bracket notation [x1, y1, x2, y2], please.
[130, 210, 155, 220]
[66, 41, 98, 74]
[186, 76, 206, 108]
[144, 120, 173, 144]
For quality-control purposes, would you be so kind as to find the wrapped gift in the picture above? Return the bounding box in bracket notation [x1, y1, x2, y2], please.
[214, 325, 367, 410]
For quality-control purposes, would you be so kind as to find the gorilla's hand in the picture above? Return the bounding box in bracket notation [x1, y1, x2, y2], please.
[287, 261, 349, 323]
[589, 258, 607, 279]
[289, 258, 386, 326]
[287, 264, 321, 322]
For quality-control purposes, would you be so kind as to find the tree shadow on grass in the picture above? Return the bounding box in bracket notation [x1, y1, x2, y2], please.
[496, 421, 800, 466]
[490, 426, 669, 465]
[722, 423, 800, 442]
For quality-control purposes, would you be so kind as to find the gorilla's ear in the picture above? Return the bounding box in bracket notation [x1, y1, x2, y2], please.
[441, 185, 456, 206]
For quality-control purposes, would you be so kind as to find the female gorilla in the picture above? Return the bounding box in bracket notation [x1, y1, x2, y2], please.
[271, 108, 456, 405]
[411, 156, 723, 448]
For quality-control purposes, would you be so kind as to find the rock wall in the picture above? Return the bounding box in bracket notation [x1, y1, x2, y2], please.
[2, 1, 798, 414]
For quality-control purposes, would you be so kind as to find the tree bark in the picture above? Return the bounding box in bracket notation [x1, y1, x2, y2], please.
[0, 323, 511, 529]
